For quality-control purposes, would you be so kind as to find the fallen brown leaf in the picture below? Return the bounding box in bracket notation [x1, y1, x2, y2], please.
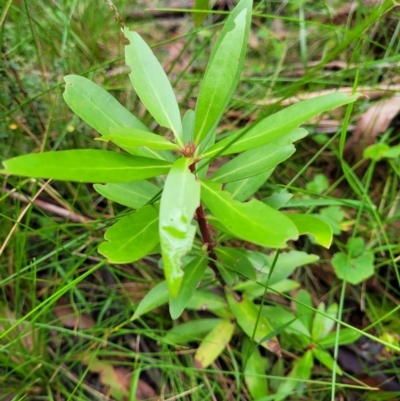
[54, 297, 95, 329]
[345, 93, 400, 164]
[82, 356, 157, 400]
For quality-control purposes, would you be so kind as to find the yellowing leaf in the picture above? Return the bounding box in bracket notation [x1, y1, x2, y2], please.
[194, 320, 235, 368]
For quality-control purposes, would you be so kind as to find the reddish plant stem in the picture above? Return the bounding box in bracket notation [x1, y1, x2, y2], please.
[189, 160, 226, 285]
[195, 203, 227, 286]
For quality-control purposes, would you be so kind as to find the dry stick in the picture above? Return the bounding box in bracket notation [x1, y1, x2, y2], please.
[189, 160, 227, 286]
[195, 200, 227, 287]
[7, 189, 89, 223]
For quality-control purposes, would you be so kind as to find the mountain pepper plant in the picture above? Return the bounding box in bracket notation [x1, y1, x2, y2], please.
[2, 0, 360, 376]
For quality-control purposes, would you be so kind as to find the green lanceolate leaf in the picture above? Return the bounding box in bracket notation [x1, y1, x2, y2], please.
[211, 146, 291, 183]
[225, 169, 274, 201]
[182, 109, 195, 144]
[318, 328, 361, 348]
[160, 158, 200, 297]
[215, 246, 256, 280]
[203, 92, 360, 158]
[201, 180, 298, 248]
[1, 150, 171, 183]
[63, 75, 148, 135]
[286, 214, 333, 248]
[263, 191, 293, 210]
[63, 75, 170, 160]
[194, 319, 235, 368]
[93, 180, 159, 209]
[312, 303, 337, 341]
[124, 29, 183, 146]
[193, 0, 252, 146]
[210, 128, 307, 183]
[98, 205, 159, 263]
[132, 281, 169, 320]
[100, 127, 179, 151]
[226, 289, 281, 355]
[169, 256, 208, 319]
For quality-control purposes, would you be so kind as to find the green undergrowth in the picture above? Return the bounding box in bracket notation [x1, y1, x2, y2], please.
[1, 0, 400, 400]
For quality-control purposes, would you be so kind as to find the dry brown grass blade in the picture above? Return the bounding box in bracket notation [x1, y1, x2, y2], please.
[345, 93, 400, 164]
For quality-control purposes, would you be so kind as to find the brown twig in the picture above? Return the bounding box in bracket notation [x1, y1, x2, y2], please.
[6, 189, 89, 223]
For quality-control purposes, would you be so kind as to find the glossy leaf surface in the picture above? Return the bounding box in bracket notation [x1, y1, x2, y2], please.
[186, 289, 232, 318]
[93, 180, 159, 209]
[2, 150, 171, 183]
[193, 0, 252, 146]
[63, 75, 148, 135]
[203, 92, 360, 158]
[124, 29, 183, 145]
[194, 320, 235, 368]
[101, 128, 179, 151]
[286, 214, 333, 248]
[160, 158, 200, 297]
[210, 128, 307, 183]
[225, 168, 273, 201]
[169, 256, 208, 319]
[63, 75, 168, 160]
[132, 281, 169, 320]
[236, 251, 319, 293]
[226, 289, 281, 355]
[98, 205, 159, 263]
[201, 180, 298, 248]
[165, 318, 223, 344]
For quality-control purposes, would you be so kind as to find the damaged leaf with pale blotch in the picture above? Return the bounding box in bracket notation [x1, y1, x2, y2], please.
[160, 158, 200, 297]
